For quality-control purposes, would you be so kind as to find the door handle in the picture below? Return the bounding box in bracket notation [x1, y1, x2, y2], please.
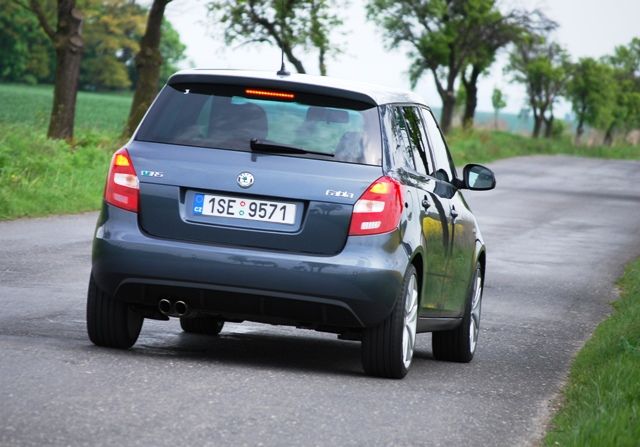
[422, 196, 431, 210]
[450, 207, 459, 220]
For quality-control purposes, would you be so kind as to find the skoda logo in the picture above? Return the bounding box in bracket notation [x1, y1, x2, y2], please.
[237, 172, 254, 188]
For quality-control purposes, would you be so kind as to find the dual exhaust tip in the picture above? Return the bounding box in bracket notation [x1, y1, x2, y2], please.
[158, 299, 189, 317]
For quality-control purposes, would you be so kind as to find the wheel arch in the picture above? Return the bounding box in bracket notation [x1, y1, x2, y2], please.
[476, 242, 486, 279]
[410, 251, 424, 306]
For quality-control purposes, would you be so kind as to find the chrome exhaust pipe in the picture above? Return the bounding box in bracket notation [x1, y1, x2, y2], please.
[174, 301, 188, 317]
[158, 299, 172, 315]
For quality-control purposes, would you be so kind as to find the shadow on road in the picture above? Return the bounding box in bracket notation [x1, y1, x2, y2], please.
[82, 325, 437, 378]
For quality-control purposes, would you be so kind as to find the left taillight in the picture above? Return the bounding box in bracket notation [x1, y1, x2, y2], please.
[348, 176, 404, 236]
[105, 148, 139, 213]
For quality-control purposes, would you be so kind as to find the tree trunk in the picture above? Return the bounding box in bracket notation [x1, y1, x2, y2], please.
[46, 1, 83, 139]
[318, 47, 326, 76]
[282, 43, 306, 74]
[124, 0, 169, 136]
[575, 118, 584, 144]
[604, 123, 615, 146]
[532, 114, 543, 138]
[461, 66, 481, 130]
[439, 90, 456, 134]
[543, 114, 554, 138]
[462, 85, 477, 130]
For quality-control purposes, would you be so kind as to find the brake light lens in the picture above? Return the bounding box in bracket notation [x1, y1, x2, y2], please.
[245, 88, 295, 100]
[349, 176, 403, 236]
[105, 148, 139, 212]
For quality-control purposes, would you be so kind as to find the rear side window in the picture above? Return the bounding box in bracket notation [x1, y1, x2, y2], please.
[381, 106, 416, 171]
[136, 83, 383, 166]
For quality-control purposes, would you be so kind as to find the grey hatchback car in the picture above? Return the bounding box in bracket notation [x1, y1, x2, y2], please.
[87, 69, 495, 378]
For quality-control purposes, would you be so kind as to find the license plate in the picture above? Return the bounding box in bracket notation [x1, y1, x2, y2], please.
[192, 193, 296, 225]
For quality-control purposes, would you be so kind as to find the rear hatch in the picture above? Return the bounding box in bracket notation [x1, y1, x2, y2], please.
[129, 78, 384, 255]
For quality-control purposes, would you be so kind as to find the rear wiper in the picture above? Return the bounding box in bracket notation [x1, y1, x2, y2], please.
[250, 139, 334, 157]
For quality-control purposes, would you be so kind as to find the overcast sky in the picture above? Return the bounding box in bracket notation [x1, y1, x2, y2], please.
[165, 0, 640, 115]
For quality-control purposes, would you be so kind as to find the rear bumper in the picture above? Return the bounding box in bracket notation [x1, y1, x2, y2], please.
[91, 204, 410, 329]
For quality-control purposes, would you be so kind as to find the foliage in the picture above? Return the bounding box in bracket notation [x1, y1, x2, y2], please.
[208, 0, 344, 75]
[566, 58, 616, 140]
[159, 20, 187, 85]
[544, 257, 640, 447]
[80, 0, 147, 91]
[0, 0, 55, 83]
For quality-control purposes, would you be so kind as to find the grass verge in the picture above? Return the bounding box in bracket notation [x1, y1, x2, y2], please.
[448, 129, 640, 165]
[544, 258, 640, 446]
[0, 123, 119, 219]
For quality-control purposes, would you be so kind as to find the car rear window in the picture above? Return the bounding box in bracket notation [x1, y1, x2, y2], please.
[135, 83, 383, 166]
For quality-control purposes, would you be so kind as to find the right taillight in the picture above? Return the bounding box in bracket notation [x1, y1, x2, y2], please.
[104, 148, 139, 213]
[349, 176, 404, 236]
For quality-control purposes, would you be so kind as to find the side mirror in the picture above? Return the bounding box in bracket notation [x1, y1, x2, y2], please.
[463, 164, 496, 191]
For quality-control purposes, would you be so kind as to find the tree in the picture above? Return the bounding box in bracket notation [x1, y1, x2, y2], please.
[491, 87, 506, 129]
[80, 0, 146, 91]
[566, 58, 616, 143]
[126, 18, 188, 89]
[2, 0, 185, 92]
[158, 19, 187, 85]
[506, 34, 569, 138]
[11, 0, 84, 139]
[208, 0, 344, 75]
[460, 8, 525, 129]
[367, 0, 512, 133]
[124, 0, 172, 137]
[309, 0, 343, 75]
[0, 1, 55, 84]
[602, 38, 640, 145]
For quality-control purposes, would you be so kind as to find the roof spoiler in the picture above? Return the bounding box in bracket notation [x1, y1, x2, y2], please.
[167, 73, 378, 107]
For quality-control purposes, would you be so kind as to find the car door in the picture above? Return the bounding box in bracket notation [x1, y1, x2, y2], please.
[382, 105, 450, 315]
[421, 107, 477, 316]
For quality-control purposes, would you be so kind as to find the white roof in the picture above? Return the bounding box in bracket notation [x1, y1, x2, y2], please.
[171, 68, 428, 107]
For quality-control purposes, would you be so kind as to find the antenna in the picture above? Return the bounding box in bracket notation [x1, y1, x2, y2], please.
[276, 0, 290, 76]
[277, 48, 290, 76]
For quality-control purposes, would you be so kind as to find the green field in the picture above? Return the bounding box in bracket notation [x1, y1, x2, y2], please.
[0, 83, 132, 133]
[1, 83, 639, 220]
[545, 258, 640, 446]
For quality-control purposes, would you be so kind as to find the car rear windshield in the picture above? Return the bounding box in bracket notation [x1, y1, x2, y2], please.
[135, 83, 383, 166]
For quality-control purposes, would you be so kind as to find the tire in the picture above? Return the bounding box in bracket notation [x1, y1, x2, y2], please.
[86, 274, 143, 349]
[432, 263, 483, 362]
[180, 317, 224, 335]
[361, 265, 419, 379]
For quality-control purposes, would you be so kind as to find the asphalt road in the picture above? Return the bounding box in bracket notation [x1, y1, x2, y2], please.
[2, 155, 640, 447]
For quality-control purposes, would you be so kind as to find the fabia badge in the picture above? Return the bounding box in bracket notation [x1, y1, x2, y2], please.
[237, 172, 254, 188]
